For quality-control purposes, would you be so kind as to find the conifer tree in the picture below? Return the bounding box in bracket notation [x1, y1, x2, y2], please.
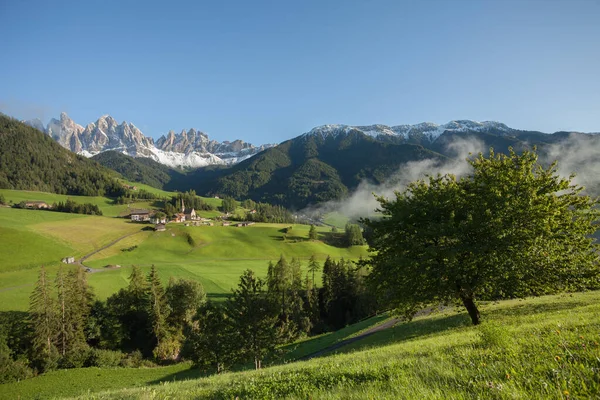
[29, 266, 58, 371]
[65, 266, 92, 351]
[227, 270, 278, 369]
[55, 265, 68, 356]
[307, 255, 320, 288]
[147, 266, 169, 351]
[308, 224, 318, 240]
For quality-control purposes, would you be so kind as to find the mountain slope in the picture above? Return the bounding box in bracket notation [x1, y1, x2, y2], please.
[190, 130, 446, 208]
[91, 151, 186, 190]
[0, 116, 123, 196]
[185, 122, 600, 209]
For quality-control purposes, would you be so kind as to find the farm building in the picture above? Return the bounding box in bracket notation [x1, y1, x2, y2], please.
[24, 201, 50, 209]
[222, 221, 231, 226]
[61, 256, 75, 264]
[151, 215, 167, 224]
[173, 213, 186, 223]
[129, 209, 151, 222]
[236, 222, 255, 227]
[154, 223, 166, 231]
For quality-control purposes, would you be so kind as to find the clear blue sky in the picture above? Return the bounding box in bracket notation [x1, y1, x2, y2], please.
[1, 0, 598, 144]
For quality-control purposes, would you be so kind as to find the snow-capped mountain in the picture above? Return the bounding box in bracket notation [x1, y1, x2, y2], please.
[303, 120, 513, 142]
[24, 113, 272, 169]
[155, 128, 273, 164]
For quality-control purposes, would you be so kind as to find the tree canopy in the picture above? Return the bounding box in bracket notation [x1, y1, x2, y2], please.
[365, 148, 600, 325]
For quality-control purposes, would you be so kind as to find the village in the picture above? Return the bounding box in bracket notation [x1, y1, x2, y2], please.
[127, 198, 256, 231]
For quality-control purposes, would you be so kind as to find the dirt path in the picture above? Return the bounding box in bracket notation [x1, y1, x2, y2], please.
[78, 230, 145, 272]
[300, 318, 399, 360]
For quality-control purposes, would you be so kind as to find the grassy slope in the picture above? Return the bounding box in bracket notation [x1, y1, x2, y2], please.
[1, 291, 598, 399]
[83, 223, 366, 302]
[0, 191, 367, 310]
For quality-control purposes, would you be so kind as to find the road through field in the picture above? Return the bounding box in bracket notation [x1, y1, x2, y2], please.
[78, 230, 145, 272]
[300, 318, 399, 360]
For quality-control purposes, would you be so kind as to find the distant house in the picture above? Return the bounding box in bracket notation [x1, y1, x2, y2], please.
[61, 256, 75, 264]
[24, 201, 50, 209]
[173, 213, 186, 223]
[151, 215, 167, 224]
[130, 209, 151, 222]
[250, 209, 257, 214]
[236, 222, 255, 227]
[222, 221, 231, 226]
[154, 223, 166, 232]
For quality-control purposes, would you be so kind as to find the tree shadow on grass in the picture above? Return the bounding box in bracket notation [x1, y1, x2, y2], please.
[330, 313, 473, 356]
[146, 366, 211, 386]
[206, 293, 231, 302]
[483, 299, 589, 319]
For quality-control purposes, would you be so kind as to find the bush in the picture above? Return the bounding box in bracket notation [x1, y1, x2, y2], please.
[153, 336, 182, 361]
[120, 350, 153, 368]
[183, 232, 196, 247]
[0, 337, 34, 383]
[60, 345, 92, 369]
[88, 349, 124, 368]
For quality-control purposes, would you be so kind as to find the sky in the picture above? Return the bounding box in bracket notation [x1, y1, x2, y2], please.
[1, 0, 599, 144]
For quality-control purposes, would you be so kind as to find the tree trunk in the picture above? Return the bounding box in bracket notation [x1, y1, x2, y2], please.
[460, 295, 480, 325]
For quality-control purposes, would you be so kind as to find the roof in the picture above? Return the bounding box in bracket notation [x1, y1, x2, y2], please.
[130, 209, 150, 215]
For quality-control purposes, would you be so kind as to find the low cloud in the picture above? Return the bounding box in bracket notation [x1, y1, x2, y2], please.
[303, 137, 486, 221]
[541, 133, 600, 193]
[304, 132, 600, 222]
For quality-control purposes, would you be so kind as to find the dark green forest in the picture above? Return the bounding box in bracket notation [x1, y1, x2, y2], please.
[0, 116, 124, 196]
[92, 151, 186, 190]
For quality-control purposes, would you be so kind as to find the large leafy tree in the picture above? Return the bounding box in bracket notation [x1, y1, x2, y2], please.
[365, 148, 600, 325]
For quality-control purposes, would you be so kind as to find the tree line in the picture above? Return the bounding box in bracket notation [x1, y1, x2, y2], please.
[12, 199, 103, 216]
[1, 254, 377, 381]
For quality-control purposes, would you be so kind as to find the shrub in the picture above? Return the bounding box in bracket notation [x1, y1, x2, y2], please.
[120, 350, 144, 368]
[183, 232, 196, 247]
[88, 349, 124, 368]
[60, 345, 92, 369]
[153, 335, 182, 362]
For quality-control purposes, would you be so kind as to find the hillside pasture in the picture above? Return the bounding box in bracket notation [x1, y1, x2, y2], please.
[2, 291, 598, 399]
[0, 206, 367, 310]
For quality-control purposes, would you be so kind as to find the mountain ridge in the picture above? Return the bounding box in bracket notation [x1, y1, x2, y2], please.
[24, 112, 273, 169]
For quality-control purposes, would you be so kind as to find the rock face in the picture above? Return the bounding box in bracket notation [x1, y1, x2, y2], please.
[27, 113, 272, 168]
[155, 129, 272, 164]
[46, 112, 85, 153]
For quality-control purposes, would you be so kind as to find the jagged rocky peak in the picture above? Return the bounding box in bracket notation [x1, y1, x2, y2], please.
[46, 112, 85, 152]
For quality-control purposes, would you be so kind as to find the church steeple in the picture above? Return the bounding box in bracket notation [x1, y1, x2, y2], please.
[181, 197, 185, 213]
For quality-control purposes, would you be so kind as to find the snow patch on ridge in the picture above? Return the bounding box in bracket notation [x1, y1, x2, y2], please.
[304, 120, 513, 142]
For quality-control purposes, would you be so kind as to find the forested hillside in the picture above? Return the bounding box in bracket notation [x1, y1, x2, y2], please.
[188, 131, 445, 208]
[0, 116, 123, 196]
[92, 151, 185, 189]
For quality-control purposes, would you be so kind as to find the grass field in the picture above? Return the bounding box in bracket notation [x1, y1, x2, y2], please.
[0, 191, 368, 311]
[2, 291, 598, 399]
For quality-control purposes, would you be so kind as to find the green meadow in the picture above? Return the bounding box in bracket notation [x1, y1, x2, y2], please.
[0, 190, 367, 311]
[2, 291, 598, 399]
